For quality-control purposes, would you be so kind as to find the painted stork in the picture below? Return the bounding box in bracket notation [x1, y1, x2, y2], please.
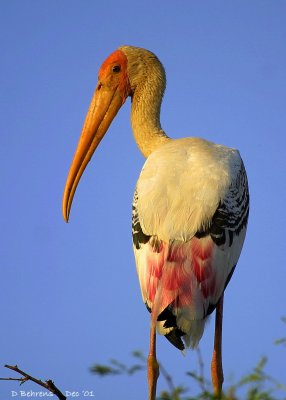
[62, 46, 249, 399]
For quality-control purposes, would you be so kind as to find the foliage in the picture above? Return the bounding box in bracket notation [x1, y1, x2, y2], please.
[90, 351, 145, 377]
[90, 318, 286, 400]
[274, 317, 286, 348]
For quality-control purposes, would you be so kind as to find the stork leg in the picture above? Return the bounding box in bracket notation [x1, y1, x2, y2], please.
[211, 293, 224, 398]
[147, 319, 159, 400]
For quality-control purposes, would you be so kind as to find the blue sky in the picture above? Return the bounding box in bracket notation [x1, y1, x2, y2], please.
[1, 1, 285, 399]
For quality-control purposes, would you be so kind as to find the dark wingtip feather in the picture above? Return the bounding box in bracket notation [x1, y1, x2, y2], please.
[165, 330, 185, 351]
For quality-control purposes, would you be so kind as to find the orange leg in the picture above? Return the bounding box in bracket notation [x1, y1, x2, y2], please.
[211, 294, 224, 398]
[147, 320, 159, 400]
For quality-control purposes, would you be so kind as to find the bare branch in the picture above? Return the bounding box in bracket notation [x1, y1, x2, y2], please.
[1, 365, 66, 400]
[0, 376, 29, 383]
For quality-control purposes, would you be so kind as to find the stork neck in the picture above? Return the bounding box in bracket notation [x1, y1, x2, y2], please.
[130, 73, 170, 158]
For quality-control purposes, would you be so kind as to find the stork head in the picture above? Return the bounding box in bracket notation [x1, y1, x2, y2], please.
[62, 48, 131, 222]
[62, 46, 164, 222]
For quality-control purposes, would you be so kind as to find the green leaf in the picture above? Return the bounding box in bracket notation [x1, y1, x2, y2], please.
[90, 365, 121, 376]
[132, 350, 146, 362]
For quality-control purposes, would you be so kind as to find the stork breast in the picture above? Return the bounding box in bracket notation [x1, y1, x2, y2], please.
[136, 138, 240, 242]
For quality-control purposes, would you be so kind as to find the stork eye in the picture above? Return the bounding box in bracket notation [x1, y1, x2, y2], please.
[112, 65, 121, 73]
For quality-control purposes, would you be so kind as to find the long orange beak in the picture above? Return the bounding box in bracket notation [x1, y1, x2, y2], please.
[62, 81, 128, 222]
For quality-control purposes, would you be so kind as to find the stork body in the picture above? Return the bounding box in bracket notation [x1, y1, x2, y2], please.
[133, 137, 248, 350]
[63, 46, 249, 399]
